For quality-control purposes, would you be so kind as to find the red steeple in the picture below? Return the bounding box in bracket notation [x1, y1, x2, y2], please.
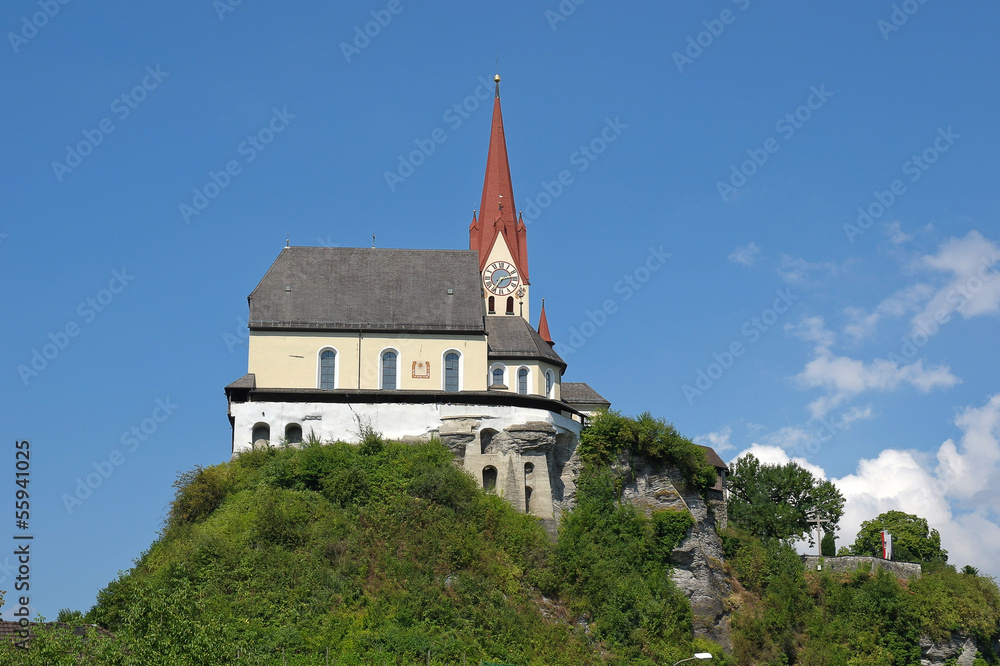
[470, 75, 529, 283]
[538, 298, 553, 346]
[468, 209, 479, 250]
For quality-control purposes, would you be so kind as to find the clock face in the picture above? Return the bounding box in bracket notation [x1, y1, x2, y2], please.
[484, 261, 520, 296]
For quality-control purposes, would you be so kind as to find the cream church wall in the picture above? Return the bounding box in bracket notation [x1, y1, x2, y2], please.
[485, 360, 561, 399]
[358, 334, 488, 391]
[248, 331, 488, 391]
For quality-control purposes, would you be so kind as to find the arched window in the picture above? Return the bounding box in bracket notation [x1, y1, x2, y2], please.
[517, 367, 529, 395]
[545, 370, 554, 398]
[488, 296, 495, 314]
[252, 423, 270, 448]
[483, 466, 498, 492]
[491, 367, 505, 387]
[505, 296, 515, 315]
[444, 352, 460, 392]
[285, 423, 302, 445]
[319, 349, 336, 389]
[381, 350, 398, 390]
[525, 486, 533, 513]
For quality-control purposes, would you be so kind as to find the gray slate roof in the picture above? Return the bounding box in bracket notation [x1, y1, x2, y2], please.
[225, 373, 256, 390]
[486, 316, 566, 368]
[560, 382, 610, 406]
[248, 247, 485, 332]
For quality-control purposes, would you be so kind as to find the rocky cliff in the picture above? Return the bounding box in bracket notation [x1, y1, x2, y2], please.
[442, 423, 734, 650]
[613, 453, 733, 651]
[918, 633, 996, 666]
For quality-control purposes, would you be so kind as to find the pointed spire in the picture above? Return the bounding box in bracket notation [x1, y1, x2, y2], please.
[538, 298, 553, 346]
[469, 210, 479, 250]
[474, 74, 529, 282]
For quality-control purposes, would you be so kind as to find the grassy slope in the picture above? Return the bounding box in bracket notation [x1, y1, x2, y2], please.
[3, 436, 718, 665]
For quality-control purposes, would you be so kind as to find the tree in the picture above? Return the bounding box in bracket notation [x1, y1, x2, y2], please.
[727, 454, 844, 543]
[821, 532, 836, 557]
[850, 510, 948, 563]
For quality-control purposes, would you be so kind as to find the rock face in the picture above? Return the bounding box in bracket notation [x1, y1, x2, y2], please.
[441, 423, 733, 650]
[615, 454, 733, 652]
[919, 633, 979, 666]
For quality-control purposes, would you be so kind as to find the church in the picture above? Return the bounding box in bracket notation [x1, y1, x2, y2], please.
[224, 75, 612, 523]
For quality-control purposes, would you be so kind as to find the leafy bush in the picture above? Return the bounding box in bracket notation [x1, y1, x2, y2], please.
[555, 466, 700, 663]
[580, 410, 717, 489]
[725, 527, 1000, 666]
[168, 464, 237, 526]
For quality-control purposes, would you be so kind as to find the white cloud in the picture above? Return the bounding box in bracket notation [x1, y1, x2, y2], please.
[695, 425, 734, 452]
[777, 254, 839, 287]
[834, 232, 1000, 343]
[728, 242, 761, 266]
[839, 404, 875, 427]
[730, 444, 828, 480]
[796, 351, 959, 419]
[760, 426, 814, 453]
[812, 396, 1000, 575]
[733, 395, 1000, 576]
[934, 394, 1000, 501]
[786, 315, 835, 351]
[912, 230, 1000, 329]
[787, 317, 959, 418]
[886, 221, 913, 245]
[843, 284, 936, 341]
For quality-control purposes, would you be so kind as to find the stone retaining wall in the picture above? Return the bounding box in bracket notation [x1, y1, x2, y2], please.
[802, 555, 922, 578]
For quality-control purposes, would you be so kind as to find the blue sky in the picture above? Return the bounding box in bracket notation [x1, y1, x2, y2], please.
[2, 1, 999, 617]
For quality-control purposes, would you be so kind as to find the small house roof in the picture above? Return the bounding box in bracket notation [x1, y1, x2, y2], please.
[560, 382, 610, 406]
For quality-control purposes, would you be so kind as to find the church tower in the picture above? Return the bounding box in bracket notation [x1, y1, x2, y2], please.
[469, 75, 531, 323]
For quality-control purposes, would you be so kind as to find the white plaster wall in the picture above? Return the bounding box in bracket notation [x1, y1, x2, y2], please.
[230, 400, 581, 455]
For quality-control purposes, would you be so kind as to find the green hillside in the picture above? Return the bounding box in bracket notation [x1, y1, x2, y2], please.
[4, 431, 721, 665]
[5, 418, 1000, 664]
